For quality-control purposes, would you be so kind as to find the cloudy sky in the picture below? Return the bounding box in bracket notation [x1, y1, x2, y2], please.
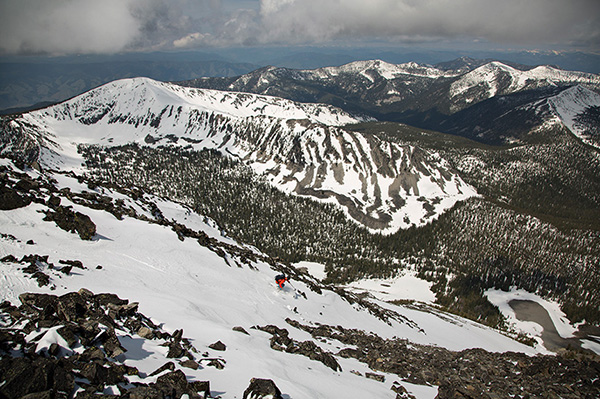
[1, 0, 599, 56]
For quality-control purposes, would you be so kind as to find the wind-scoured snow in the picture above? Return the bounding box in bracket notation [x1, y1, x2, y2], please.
[0, 161, 541, 398]
[5, 77, 477, 232]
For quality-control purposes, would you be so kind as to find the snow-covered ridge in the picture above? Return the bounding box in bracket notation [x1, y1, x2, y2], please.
[314, 59, 459, 80]
[6, 77, 476, 233]
[44, 77, 362, 127]
[450, 62, 600, 102]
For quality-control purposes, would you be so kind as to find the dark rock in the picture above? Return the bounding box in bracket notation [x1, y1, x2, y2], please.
[0, 357, 74, 399]
[137, 326, 155, 339]
[149, 361, 176, 377]
[47, 195, 61, 208]
[43, 205, 96, 240]
[124, 385, 162, 399]
[233, 326, 250, 335]
[32, 271, 51, 287]
[257, 324, 341, 371]
[80, 346, 105, 362]
[180, 359, 200, 370]
[59, 259, 85, 269]
[27, 239, 35, 245]
[190, 381, 210, 398]
[107, 302, 139, 320]
[1, 254, 19, 263]
[1, 290, 208, 399]
[207, 358, 226, 369]
[59, 265, 72, 275]
[19, 292, 58, 310]
[0, 185, 31, 210]
[94, 293, 128, 307]
[209, 340, 227, 351]
[57, 325, 79, 347]
[20, 390, 55, 399]
[167, 341, 186, 358]
[48, 343, 61, 356]
[76, 392, 119, 399]
[242, 378, 283, 399]
[155, 370, 196, 399]
[101, 328, 127, 358]
[366, 372, 385, 382]
[56, 292, 87, 322]
[15, 178, 39, 192]
[78, 287, 94, 298]
[392, 381, 416, 399]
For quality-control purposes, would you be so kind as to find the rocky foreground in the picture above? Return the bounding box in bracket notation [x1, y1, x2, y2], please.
[0, 290, 283, 399]
[1, 289, 599, 399]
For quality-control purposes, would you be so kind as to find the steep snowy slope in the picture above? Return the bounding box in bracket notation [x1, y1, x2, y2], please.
[0, 159, 544, 398]
[2, 78, 476, 232]
[546, 85, 600, 148]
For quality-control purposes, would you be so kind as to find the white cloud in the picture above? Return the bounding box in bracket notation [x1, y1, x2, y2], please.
[1, 0, 142, 54]
[173, 32, 209, 48]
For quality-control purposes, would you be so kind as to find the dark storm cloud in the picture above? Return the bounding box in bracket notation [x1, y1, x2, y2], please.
[1, 0, 598, 55]
[254, 0, 600, 49]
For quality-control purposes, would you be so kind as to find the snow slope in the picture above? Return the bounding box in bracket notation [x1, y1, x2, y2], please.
[546, 85, 600, 148]
[0, 159, 542, 398]
[4, 77, 477, 232]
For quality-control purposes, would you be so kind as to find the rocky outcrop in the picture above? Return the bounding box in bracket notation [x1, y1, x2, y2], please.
[1, 254, 85, 288]
[254, 324, 341, 372]
[43, 205, 96, 240]
[285, 319, 600, 399]
[0, 290, 211, 399]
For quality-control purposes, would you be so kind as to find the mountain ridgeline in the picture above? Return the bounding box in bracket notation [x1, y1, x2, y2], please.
[1, 58, 600, 328]
[180, 59, 600, 147]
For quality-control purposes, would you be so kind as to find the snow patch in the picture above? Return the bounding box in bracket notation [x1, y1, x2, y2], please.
[346, 271, 436, 304]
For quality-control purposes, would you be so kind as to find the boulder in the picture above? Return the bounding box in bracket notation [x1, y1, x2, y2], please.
[242, 378, 283, 399]
[208, 340, 227, 351]
[43, 205, 96, 240]
[0, 357, 74, 399]
[0, 185, 31, 210]
[155, 370, 196, 398]
[233, 326, 250, 335]
[149, 361, 175, 377]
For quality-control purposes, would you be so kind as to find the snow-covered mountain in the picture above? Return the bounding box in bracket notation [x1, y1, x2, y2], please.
[2, 77, 476, 232]
[447, 62, 599, 111]
[2, 62, 599, 398]
[2, 157, 591, 399]
[182, 59, 600, 145]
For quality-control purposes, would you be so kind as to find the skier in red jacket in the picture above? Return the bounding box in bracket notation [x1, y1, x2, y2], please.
[275, 274, 288, 289]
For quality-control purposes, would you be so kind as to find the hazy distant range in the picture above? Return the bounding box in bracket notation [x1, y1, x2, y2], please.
[1, 47, 599, 113]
